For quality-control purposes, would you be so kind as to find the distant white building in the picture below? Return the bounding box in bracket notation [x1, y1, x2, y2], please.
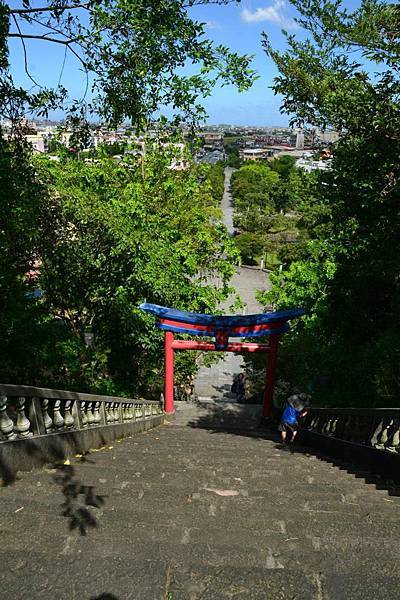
[316, 129, 339, 144]
[296, 156, 332, 172]
[25, 134, 45, 154]
[240, 148, 272, 161]
[296, 131, 304, 150]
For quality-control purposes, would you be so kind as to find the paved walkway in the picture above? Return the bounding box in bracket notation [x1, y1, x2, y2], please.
[194, 168, 270, 401]
[2, 411, 399, 599]
[221, 166, 235, 235]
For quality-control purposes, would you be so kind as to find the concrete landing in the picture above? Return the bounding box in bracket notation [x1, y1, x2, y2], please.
[1, 418, 400, 599]
[173, 399, 263, 430]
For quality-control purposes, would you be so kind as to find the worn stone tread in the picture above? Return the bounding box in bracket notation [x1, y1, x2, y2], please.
[1, 416, 399, 599]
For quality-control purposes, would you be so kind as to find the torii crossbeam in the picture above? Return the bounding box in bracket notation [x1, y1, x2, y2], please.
[140, 303, 305, 417]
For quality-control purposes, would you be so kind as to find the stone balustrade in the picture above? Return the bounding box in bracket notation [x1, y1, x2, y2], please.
[303, 408, 400, 454]
[0, 384, 164, 476]
[0, 384, 163, 441]
[300, 408, 400, 484]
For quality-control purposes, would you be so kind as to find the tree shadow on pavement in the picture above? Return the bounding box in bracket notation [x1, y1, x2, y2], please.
[0, 436, 106, 534]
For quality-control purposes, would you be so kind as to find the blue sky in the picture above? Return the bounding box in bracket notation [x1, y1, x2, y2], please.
[187, 0, 302, 125]
[7, 1, 360, 126]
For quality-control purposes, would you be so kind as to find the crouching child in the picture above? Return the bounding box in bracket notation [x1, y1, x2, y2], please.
[278, 393, 310, 447]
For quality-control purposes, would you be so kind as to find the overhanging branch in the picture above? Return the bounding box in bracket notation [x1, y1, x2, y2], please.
[8, 33, 88, 68]
[10, 4, 89, 15]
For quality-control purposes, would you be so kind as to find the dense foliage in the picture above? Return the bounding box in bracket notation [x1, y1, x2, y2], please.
[1, 0, 255, 128]
[230, 158, 314, 267]
[0, 142, 238, 395]
[0, 1, 251, 395]
[259, 0, 400, 407]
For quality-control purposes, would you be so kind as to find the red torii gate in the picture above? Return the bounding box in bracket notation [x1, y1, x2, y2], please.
[140, 303, 305, 418]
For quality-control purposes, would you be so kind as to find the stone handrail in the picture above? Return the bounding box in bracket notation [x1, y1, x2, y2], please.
[303, 407, 400, 454]
[0, 383, 163, 442]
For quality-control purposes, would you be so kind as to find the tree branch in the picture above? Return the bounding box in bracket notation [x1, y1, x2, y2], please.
[12, 14, 43, 89]
[8, 33, 87, 68]
[10, 4, 89, 15]
[9, 32, 80, 45]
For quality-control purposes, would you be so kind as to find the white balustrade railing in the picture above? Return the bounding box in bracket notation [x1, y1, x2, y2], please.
[0, 384, 164, 442]
[304, 408, 400, 454]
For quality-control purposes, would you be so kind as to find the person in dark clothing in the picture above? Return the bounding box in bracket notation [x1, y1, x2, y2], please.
[278, 393, 310, 446]
[231, 373, 245, 403]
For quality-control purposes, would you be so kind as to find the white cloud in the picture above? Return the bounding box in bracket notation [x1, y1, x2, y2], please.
[242, 1, 298, 29]
[205, 20, 221, 30]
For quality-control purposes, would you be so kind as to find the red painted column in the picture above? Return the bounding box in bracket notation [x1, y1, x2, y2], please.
[164, 331, 174, 414]
[263, 334, 280, 418]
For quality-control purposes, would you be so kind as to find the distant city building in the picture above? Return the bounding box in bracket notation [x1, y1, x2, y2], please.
[316, 129, 340, 144]
[240, 148, 273, 161]
[200, 132, 224, 149]
[296, 131, 305, 150]
[25, 134, 45, 154]
[197, 149, 226, 164]
[296, 152, 332, 172]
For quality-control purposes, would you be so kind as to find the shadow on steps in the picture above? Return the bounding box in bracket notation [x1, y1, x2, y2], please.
[181, 400, 400, 498]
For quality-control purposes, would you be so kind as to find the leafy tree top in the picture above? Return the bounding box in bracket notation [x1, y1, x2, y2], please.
[2, 0, 256, 128]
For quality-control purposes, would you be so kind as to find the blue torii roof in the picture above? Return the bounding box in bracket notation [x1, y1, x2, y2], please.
[140, 303, 306, 340]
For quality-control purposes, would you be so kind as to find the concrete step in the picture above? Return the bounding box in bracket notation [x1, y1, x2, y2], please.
[2, 420, 400, 600]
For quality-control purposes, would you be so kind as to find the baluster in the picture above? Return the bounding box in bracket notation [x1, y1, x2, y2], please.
[53, 400, 64, 430]
[335, 415, 345, 438]
[93, 401, 101, 425]
[358, 416, 368, 445]
[64, 400, 74, 429]
[380, 418, 391, 448]
[80, 401, 88, 428]
[0, 395, 17, 440]
[113, 402, 119, 422]
[41, 398, 53, 433]
[391, 419, 400, 453]
[385, 418, 399, 452]
[127, 403, 133, 420]
[343, 416, 353, 440]
[15, 397, 33, 438]
[86, 402, 95, 426]
[105, 402, 112, 422]
[330, 416, 338, 435]
[370, 418, 384, 447]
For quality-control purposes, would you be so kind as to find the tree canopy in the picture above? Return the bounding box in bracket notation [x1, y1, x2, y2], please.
[2, 0, 255, 127]
[259, 0, 400, 406]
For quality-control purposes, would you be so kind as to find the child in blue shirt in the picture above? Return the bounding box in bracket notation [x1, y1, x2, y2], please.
[278, 393, 310, 446]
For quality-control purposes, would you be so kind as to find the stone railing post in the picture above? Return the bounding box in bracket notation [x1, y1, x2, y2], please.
[0, 395, 16, 441]
[29, 397, 46, 436]
[15, 397, 33, 438]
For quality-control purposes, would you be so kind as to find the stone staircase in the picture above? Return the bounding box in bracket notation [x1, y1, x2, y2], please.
[1, 403, 400, 599]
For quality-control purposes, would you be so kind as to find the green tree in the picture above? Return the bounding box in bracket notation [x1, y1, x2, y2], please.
[2, 0, 256, 128]
[269, 155, 297, 180]
[26, 147, 239, 395]
[261, 0, 400, 406]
